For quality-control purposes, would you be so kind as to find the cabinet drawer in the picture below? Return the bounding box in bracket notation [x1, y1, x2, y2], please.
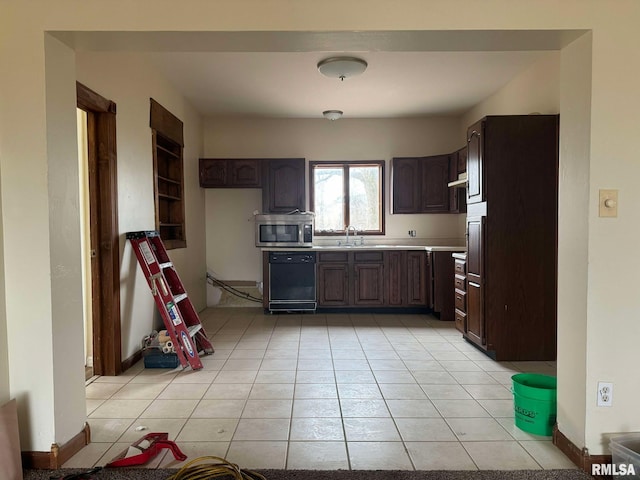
[454, 259, 466, 275]
[454, 289, 466, 312]
[454, 274, 466, 292]
[354, 251, 384, 263]
[455, 309, 466, 333]
[318, 252, 348, 263]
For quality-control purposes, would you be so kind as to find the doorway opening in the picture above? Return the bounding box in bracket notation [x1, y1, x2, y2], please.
[76, 82, 122, 377]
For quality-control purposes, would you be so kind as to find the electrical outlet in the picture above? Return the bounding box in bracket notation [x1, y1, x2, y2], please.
[597, 382, 613, 407]
[408, 230, 416, 237]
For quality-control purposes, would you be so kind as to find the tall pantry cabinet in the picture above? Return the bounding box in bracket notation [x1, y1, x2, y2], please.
[464, 115, 558, 361]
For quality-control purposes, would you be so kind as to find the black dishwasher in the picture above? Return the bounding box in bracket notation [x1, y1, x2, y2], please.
[268, 251, 317, 312]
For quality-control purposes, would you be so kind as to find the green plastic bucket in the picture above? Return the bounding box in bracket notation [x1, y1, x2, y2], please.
[512, 373, 557, 436]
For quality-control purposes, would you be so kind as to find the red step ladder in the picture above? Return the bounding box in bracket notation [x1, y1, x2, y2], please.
[126, 231, 214, 370]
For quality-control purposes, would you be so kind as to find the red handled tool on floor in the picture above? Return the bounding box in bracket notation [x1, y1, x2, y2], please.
[104, 432, 187, 467]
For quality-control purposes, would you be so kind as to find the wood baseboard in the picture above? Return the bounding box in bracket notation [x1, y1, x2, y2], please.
[22, 422, 91, 469]
[553, 425, 612, 477]
[121, 348, 143, 372]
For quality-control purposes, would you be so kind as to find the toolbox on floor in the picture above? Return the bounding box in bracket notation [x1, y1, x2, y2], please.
[143, 349, 179, 369]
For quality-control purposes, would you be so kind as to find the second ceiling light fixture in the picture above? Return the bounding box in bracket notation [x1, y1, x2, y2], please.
[318, 56, 368, 120]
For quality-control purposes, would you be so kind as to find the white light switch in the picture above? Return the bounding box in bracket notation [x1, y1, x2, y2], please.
[599, 189, 618, 217]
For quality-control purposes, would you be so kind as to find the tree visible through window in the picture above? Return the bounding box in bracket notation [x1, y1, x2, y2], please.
[310, 161, 384, 235]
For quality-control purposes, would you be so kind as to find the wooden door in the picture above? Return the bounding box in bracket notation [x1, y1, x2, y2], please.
[317, 263, 349, 306]
[421, 155, 450, 212]
[406, 251, 427, 306]
[77, 82, 122, 376]
[391, 157, 420, 213]
[353, 263, 384, 306]
[466, 120, 484, 204]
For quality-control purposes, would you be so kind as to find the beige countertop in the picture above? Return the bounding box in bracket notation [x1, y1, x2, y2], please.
[263, 245, 466, 252]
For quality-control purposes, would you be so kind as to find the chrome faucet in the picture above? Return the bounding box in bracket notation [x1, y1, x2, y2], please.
[345, 225, 357, 245]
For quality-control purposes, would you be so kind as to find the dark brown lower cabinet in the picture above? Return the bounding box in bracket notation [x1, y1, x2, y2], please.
[385, 250, 429, 307]
[453, 253, 467, 333]
[347, 251, 385, 307]
[353, 263, 385, 306]
[265, 248, 457, 313]
[317, 249, 432, 309]
[386, 251, 406, 306]
[426, 251, 461, 321]
[317, 263, 349, 306]
[465, 281, 484, 346]
[407, 251, 428, 306]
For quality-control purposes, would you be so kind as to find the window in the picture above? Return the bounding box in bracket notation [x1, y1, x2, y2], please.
[150, 99, 186, 249]
[309, 161, 384, 235]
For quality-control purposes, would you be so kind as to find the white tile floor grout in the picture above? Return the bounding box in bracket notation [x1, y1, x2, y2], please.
[69, 307, 576, 471]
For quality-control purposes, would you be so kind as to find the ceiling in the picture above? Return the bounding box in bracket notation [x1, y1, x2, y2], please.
[147, 50, 549, 119]
[58, 29, 586, 119]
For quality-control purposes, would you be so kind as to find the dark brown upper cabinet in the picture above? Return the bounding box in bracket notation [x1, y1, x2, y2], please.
[449, 147, 467, 214]
[392, 155, 450, 214]
[391, 157, 421, 213]
[457, 146, 467, 175]
[262, 158, 305, 213]
[199, 158, 262, 188]
[421, 154, 450, 212]
[466, 120, 484, 205]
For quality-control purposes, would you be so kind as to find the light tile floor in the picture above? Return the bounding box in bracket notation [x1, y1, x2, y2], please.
[67, 307, 576, 471]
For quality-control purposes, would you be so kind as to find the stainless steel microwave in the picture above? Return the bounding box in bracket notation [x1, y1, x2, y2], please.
[255, 213, 314, 248]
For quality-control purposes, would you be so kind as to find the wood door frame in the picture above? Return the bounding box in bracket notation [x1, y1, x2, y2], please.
[77, 82, 122, 376]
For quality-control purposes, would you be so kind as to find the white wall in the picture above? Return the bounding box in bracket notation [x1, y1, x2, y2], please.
[204, 117, 465, 281]
[46, 34, 88, 445]
[1, 22, 59, 450]
[460, 52, 560, 139]
[76, 53, 206, 361]
[557, 32, 591, 453]
[584, 12, 640, 451]
[0, 148, 7, 406]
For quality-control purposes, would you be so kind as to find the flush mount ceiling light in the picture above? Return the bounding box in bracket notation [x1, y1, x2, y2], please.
[317, 56, 368, 81]
[323, 110, 343, 121]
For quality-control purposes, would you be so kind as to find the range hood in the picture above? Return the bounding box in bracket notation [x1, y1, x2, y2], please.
[448, 171, 467, 188]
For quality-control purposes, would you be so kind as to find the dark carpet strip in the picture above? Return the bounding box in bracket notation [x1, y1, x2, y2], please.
[24, 468, 592, 480]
